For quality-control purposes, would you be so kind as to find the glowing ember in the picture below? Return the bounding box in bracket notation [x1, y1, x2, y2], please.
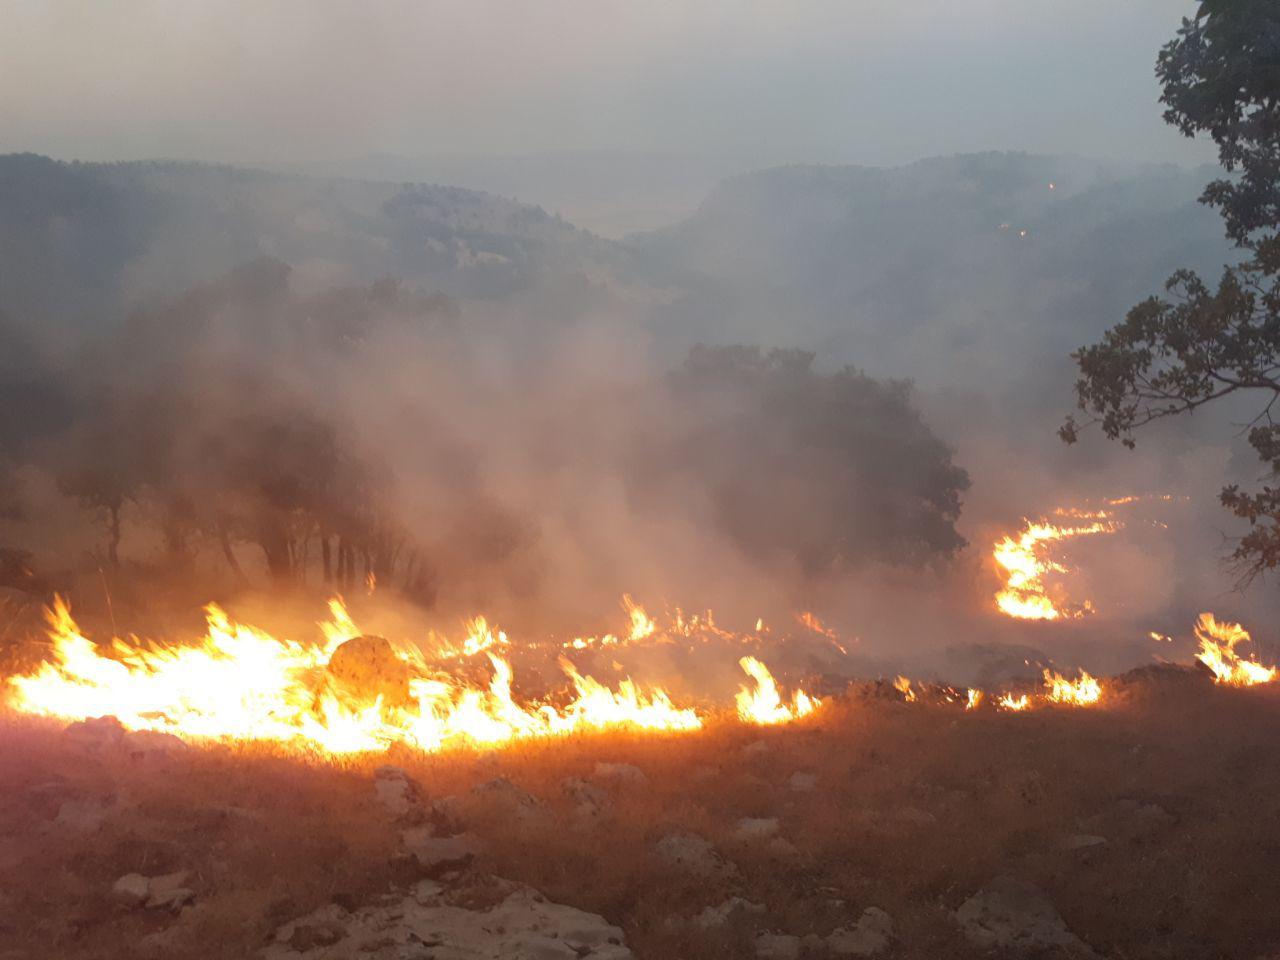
[1194, 613, 1277, 687]
[1043, 669, 1102, 705]
[735, 656, 819, 725]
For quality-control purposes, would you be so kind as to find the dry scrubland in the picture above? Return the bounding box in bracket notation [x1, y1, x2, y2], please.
[1, 674, 1279, 960]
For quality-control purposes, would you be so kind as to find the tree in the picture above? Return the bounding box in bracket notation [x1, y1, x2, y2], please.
[665, 346, 970, 574]
[1062, 0, 1280, 583]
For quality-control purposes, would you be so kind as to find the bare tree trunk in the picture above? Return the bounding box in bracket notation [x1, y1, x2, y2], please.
[218, 526, 249, 587]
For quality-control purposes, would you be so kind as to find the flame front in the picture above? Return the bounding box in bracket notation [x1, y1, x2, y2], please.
[6, 598, 720, 754]
[1193, 613, 1277, 687]
[1043, 669, 1102, 706]
[993, 517, 1113, 620]
[735, 656, 818, 725]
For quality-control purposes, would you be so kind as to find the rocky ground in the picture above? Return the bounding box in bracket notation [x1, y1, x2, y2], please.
[1, 669, 1279, 959]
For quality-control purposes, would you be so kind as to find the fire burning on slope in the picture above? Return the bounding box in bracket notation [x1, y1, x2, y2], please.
[991, 494, 1175, 621]
[4, 597, 819, 755]
[1194, 613, 1277, 687]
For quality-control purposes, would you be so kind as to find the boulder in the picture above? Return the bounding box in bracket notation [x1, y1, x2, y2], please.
[65, 716, 125, 750]
[112, 873, 151, 907]
[955, 876, 1098, 957]
[264, 881, 632, 959]
[694, 897, 765, 929]
[788, 771, 818, 793]
[828, 907, 893, 957]
[326, 635, 413, 709]
[755, 932, 800, 959]
[734, 817, 781, 841]
[373, 765, 425, 819]
[654, 833, 737, 879]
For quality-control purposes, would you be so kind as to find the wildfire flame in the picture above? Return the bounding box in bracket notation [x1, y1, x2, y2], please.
[1043, 669, 1102, 706]
[735, 656, 819, 725]
[993, 517, 1113, 620]
[4, 598, 833, 754]
[1193, 613, 1277, 687]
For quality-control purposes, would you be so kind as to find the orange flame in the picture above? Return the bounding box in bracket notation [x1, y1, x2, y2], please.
[734, 656, 818, 725]
[1194, 613, 1276, 687]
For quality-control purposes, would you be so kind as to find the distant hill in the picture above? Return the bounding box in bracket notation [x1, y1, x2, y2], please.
[0, 154, 639, 337]
[632, 153, 1234, 399]
[0, 151, 1238, 408]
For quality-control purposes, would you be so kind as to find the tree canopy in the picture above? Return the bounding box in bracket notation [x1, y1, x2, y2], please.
[1062, 0, 1280, 582]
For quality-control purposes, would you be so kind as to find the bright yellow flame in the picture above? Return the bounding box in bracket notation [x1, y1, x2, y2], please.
[893, 675, 917, 702]
[622, 594, 656, 642]
[6, 597, 708, 755]
[735, 656, 818, 725]
[1042, 669, 1102, 705]
[993, 517, 1114, 620]
[965, 688, 983, 710]
[1194, 613, 1277, 687]
[997, 693, 1030, 712]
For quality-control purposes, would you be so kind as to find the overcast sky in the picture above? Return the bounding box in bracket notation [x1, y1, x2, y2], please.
[0, 0, 1217, 169]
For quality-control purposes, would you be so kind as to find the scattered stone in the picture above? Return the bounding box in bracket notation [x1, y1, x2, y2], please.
[755, 932, 801, 959]
[64, 716, 125, 749]
[955, 876, 1098, 957]
[694, 897, 765, 929]
[654, 833, 737, 878]
[734, 817, 781, 841]
[1063, 834, 1108, 851]
[401, 830, 481, 875]
[112, 873, 151, 907]
[471, 777, 545, 825]
[123, 729, 188, 758]
[828, 907, 893, 957]
[562, 777, 610, 823]
[788, 771, 818, 793]
[265, 882, 632, 959]
[54, 798, 111, 832]
[145, 872, 195, 910]
[373, 765, 424, 819]
[592, 762, 647, 786]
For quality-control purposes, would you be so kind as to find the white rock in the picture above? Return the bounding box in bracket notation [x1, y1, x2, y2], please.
[65, 716, 125, 749]
[828, 907, 893, 957]
[54, 799, 111, 832]
[403, 831, 480, 873]
[694, 897, 765, 929]
[955, 876, 1098, 957]
[373, 765, 424, 818]
[112, 873, 151, 907]
[788, 771, 818, 792]
[591, 762, 647, 785]
[755, 932, 801, 959]
[472, 777, 543, 820]
[146, 871, 194, 910]
[264, 881, 633, 959]
[654, 833, 737, 878]
[741, 740, 770, 758]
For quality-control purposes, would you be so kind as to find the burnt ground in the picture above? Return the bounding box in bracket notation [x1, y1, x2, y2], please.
[1, 672, 1279, 960]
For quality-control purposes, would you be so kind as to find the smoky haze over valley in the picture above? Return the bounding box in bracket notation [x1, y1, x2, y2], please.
[0, 0, 1272, 675]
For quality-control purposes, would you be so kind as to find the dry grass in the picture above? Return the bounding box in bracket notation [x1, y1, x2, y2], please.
[2, 676, 1279, 959]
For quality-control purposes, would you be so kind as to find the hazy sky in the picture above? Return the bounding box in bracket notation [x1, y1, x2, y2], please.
[1, 0, 1216, 169]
